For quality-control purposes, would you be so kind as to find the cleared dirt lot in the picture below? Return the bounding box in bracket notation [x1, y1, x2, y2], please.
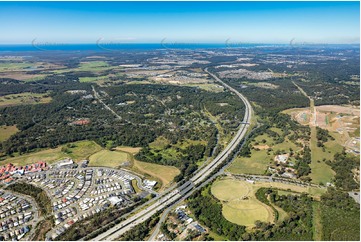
[284, 105, 360, 151]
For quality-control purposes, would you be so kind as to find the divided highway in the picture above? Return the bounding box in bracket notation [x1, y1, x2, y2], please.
[89, 69, 253, 241]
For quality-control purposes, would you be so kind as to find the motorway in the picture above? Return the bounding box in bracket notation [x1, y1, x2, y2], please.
[89, 69, 253, 241]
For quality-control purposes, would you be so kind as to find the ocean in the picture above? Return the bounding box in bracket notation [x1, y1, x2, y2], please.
[0, 43, 357, 52]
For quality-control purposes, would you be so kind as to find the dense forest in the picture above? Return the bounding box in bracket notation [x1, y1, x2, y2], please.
[244, 188, 314, 241]
[0, 80, 243, 159]
[320, 188, 360, 241]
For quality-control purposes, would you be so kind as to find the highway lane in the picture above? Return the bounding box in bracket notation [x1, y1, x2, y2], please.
[89, 69, 253, 241]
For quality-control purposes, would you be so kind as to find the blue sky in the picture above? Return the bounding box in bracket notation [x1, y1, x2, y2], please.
[0, 1, 359, 44]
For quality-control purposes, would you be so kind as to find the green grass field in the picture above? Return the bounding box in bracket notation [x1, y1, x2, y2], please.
[68, 140, 103, 159]
[77, 61, 111, 71]
[312, 202, 323, 241]
[88, 149, 130, 167]
[185, 83, 224, 92]
[79, 75, 110, 83]
[0, 140, 102, 166]
[228, 151, 270, 175]
[352, 126, 360, 137]
[0, 62, 33, 72]
[0, 92, 52, 107]
[273, 203, 288, 223]
[0, 125, 19, 142]
[52, 61, 115, 74]
[309, 127, 342, 184]
[211, 178, 327, 228]
[211, 179, 274, 227]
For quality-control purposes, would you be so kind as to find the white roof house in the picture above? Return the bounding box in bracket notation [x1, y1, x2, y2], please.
[107, 196, 123, 206]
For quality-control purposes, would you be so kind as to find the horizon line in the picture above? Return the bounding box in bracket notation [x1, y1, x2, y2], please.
[0, 42, 359, 46]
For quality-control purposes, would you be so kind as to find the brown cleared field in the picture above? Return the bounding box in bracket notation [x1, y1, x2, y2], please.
[0, 125, 18, 142]
[0, 72, 46, 81]
[116, 146, 180, 190]
[0, 92, 52, 107]
[133, 159, 180, 189]
[284, 105, 360, 148]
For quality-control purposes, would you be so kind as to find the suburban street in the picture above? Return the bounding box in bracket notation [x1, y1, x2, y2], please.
[92, 85, 122, 120]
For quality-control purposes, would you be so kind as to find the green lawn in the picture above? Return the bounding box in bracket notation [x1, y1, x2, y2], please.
[352, 126, 360, 137]
[228, 151, 271, 175]
[309, 127, 342, 184]
[272, 203, 288, 223]
[211, 179, 274, 227]
[185, 83, 224, 92]
[312, 202, 323, 241]
[89, 149, 130, 167]
[77, 61, 110, 71]
[173, 139, 207, 150]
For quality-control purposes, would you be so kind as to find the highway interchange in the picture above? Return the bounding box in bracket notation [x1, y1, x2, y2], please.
[89, 69, 253, 241]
